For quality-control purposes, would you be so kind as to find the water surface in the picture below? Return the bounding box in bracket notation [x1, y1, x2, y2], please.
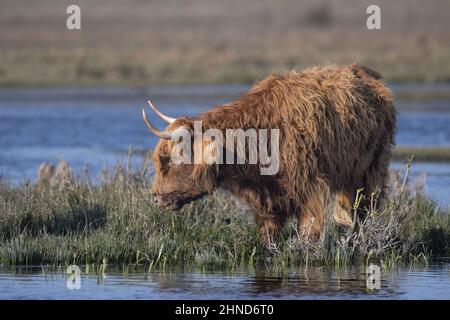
[0, 85, 449, 300]
[0, 263, 449, 299]
[0, 85, 450, 206]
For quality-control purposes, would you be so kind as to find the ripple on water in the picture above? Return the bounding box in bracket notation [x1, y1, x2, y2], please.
[0, 263, 448, 299]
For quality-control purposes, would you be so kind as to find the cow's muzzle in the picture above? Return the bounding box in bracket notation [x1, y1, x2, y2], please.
[152, 193, 207, 211]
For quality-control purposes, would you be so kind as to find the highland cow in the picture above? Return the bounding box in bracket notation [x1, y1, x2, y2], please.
[142, 65, 397, 244]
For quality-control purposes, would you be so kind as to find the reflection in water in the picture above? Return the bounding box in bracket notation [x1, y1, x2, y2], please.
[0, 261, 448, 299]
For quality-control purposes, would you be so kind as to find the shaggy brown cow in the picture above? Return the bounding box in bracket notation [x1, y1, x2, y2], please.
[143, 65, 396, 244]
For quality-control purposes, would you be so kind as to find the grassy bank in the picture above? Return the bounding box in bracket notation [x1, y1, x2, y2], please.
[392, 147, 450, 162]
[0, 157, 448, 271]
[1, 0, 450, 86]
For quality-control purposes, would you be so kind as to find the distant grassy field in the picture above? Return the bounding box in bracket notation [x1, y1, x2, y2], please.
[1, 0, 450, 86]
[392, 147, 450, 162]
[0, 157, 448, 270]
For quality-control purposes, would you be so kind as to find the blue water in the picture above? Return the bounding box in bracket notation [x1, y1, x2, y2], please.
[0, 85, 449, 206]
[0, 262, 449, 299]
[0, 86, 449, 300]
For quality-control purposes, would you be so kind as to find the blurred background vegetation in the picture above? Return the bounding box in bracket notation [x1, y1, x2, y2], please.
[0, 0, 450, 86]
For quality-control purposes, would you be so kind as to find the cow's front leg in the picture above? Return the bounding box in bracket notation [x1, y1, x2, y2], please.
[237, 186, 285, 247]
[255, 213, 285, 248]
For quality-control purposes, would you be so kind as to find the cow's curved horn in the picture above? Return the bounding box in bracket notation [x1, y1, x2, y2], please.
[142, 109, 173, 139]
[148, 100, 176, 124]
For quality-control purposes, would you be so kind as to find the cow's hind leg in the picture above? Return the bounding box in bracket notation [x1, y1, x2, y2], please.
[297, 192, 326, 242]
[333, 191, 354, 227]
[361, 138, 392, 210]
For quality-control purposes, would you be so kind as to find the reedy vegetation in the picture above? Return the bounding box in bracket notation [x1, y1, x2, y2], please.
[2, 0, 450, 86]
[0, 155, 448, 270]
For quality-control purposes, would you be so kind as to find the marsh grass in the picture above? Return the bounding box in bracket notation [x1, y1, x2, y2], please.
[0, 154, 448, 271]
[2, 0, 450, 86]
[392, 147, 450, 163]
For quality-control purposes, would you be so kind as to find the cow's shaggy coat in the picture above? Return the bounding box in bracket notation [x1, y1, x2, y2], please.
[150, 65, 397, 243]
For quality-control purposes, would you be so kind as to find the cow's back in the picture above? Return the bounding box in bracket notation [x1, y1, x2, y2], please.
[272, 65, 396, 196]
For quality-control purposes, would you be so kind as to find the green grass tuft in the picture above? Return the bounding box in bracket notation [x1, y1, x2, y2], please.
[0, 155, 448, 270]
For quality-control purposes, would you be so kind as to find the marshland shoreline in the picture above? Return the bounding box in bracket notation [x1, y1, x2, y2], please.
[0, 159, 448, 271]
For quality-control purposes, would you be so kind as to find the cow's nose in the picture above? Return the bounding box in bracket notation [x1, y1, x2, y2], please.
[153, 194, 163, 206]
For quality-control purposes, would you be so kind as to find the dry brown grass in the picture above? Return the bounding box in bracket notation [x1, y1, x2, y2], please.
[1, 0, 450, 86]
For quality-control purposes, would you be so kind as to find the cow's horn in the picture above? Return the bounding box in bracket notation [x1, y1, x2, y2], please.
[148, 100, 176, 124]
[142, 109, 173, 139]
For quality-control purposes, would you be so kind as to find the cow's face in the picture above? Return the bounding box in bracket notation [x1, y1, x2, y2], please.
[150, 137, 213, 210]
[142, 100, 218, 210]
